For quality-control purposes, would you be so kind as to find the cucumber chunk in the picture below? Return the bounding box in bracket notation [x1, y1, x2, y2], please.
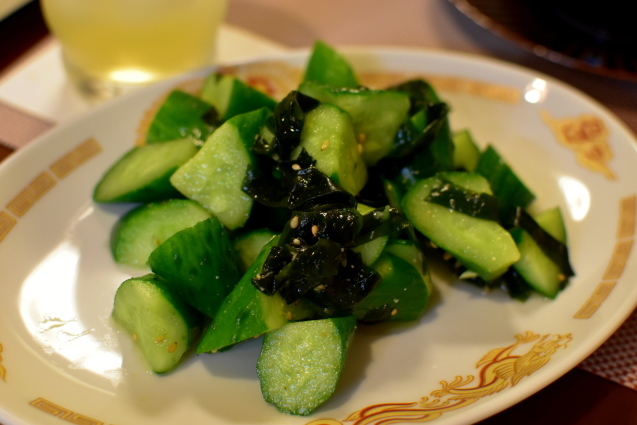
[196, 236, 289, 353]
[402, 172, 520, 281]
[170, 108, 270, 230]
[111, 199, 211, 267]
[200, 72, 277, 121]
[452, 128, 481, 172]
[93, 138, 199, 203]
[510, 207, 569, 298]
[257, 316, 357, 416]
[351, 203, 388, 266]
[294, 103, 368, 195]
[148, 217, 241, 318]
[302, 40, 360, 88]
[145, 90, 217, 144]
[384, 238, 433, 294]
[112, 274, 202, 373]
[298, 81, 410, 166]
[354, 252, 430, 322]
[233, 228, 278, 273]
[476, 145, 535, 209]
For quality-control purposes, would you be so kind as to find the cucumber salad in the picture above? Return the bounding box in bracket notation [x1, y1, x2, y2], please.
[94, 41, 574, 416]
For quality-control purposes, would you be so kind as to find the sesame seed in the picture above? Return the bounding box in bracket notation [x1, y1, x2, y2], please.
[321, 140, 330, 151]
[167, 342, 178, 353]
[292, 163, 301, 171]
[311, 224, 319, 236]
[290, 216, 299, 229]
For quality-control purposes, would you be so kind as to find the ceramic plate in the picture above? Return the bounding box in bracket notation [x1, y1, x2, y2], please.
[2, 47, 637, 425]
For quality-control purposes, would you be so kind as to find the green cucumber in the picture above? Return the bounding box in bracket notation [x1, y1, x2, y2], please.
[233, 228, 278, 274]
[402, 172, 520, 281]
[148, 217, 241, 318]
[352, 203, 388, 266]
[111, 199, 211, 267]
[200, 72, 277, 121]
[93, 137, 199, 203]
[294, 102, 367, 195]
[510, 207, 569, 298]
[196, 236, 289, 353]
[302, 40, 360, 88]
[476, 145, 535, 209]
[112, 274, 202, 373]
[354, 252, 430, 322]
[146, 90, 217, 144]
[452, 128, 481, 172]
[298, 80, 410, 166]
[170, 107, 270, 230]
[257, 316, 357, 416]
[384, 238, 433, 294]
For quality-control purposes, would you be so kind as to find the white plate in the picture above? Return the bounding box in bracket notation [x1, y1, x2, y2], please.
[2, 47, 637, 425]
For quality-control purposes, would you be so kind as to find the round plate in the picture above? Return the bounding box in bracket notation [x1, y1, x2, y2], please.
[447, 0, 637, 83]
[1, 47, 637, 425]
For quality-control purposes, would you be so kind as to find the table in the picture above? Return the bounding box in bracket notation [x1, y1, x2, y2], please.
[2, 1, 637, 424]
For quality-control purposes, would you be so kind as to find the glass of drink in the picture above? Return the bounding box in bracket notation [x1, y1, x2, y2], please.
[40, 0, 228, 100]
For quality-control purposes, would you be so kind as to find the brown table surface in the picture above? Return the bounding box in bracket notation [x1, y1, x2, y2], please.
[2, 1, 637, 424]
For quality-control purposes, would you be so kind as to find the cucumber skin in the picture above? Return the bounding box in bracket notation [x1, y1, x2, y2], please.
[148, 216, 241, 318]
[510, 207, 568, 299]
[200, 73, 277, 121]
[111, 199, 211, 267]
[354, 252, 429, 322]
[257, 316, 357, 416]
[195, 236, 288, 354]
[146, 90, 215, 144]
[170, 107, 270, 230]
[302, 40, 360, 88]
[402, 173, 520, 281]
[112, 274, 202, 374]
[93, 138, 198, 203]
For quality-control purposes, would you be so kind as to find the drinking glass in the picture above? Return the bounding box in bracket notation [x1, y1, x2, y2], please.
[40, 0, 228, 100]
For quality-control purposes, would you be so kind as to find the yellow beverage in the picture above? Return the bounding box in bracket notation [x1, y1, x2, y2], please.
[41, 0, 228, 99]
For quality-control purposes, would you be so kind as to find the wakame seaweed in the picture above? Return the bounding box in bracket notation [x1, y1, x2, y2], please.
[425, 180, 501, 222]
[357, 81, 454, 207]
[243, 91, 356, 211]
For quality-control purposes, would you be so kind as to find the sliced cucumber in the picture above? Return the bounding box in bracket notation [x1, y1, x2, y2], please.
[354, 252, 429, 322]
[111, 199, 211, 267]
[476, 145, 535, 209]
[148, 217, 241, 318]
[233, 228, 278, 274]
[200, 72, 277, 121]
[452, 128, 481, 172]
[257, 316, 357, 416]
[112, 274, 202, 373]
[170, 107, 270, 230]
[402, 172, 520, 281]
[510, 207, 569, 298]
[302, 40, 360, 88]
[93, 138, 198, 203]
[298, 80, 410, 166]
[384, 238, 433, 294]
[146, 90, 217, 144]
[294, 103, 367, 195]
[352, 203, 388, 266]
[196, 236, 288, 354]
